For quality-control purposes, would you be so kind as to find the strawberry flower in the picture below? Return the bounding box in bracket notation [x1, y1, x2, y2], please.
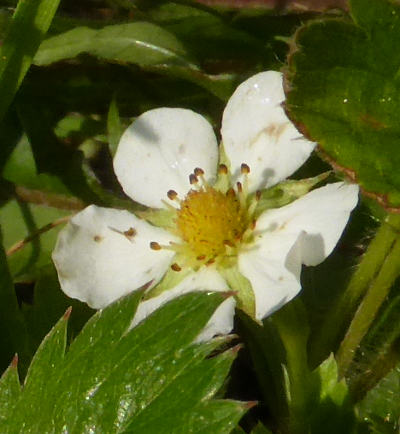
[52, 71, 359, 340]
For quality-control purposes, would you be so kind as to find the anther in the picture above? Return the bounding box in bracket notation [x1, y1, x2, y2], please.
[196, 255, 206, 261]
[255, 190, 261, 201]
[171, 263, 182, 272]
[189, 174, 198, 185]
[124, 227, 137, 241]
[218, 164, 228, 174]
[194, 168, 204, 177]
[236, 182, 243, 193]
[167, 190, 178, 201]
[150, 241, 162, 250]
[93, 235, 102, 242]
[241, 163, 250, 174]
[206, 258, 215, 266]
[226, 188, 235, 198]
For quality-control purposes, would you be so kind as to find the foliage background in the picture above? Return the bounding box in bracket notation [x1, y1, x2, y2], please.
[0, 0, 400, 433]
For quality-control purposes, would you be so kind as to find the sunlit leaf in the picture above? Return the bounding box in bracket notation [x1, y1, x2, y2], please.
[0, 291, 247, 432]
[285, 0, 400, 210]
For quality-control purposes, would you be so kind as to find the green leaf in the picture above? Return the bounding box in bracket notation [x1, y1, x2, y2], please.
[0, 199, 71, 280]
[33, 20, 238, 100]
[2, 291, 246, 432]
[0, 356, 20, 425]
[0, 0, 60, 121]
[22, 308, 68, 399]
[147, 2, 266, 69]
[285, 0, 400, 210]
[3, 135, 73, 197]
[107, 95, 123, 157]
[237, 312, 288, 433]
[34, 22, 195, 68]
[251, 422, 273, 434]
[15, 100, 100, 203]
[21, 266, 93, 359]
[0, 229, 28, 374]
[357, 364, 400, 433]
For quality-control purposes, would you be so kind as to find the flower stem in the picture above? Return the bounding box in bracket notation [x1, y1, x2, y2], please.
[6, 215, 71, 256]
[272, 298, 311, 434]
[310, 213, 400, 366]
[336, 215, 400, 377]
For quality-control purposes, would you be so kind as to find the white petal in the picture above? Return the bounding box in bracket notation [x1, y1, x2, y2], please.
[132, 267, 235, 341]
[113, 108, 218, 208]
[221, 71, 315, 192]
[239, 182, 359, 319]
[239, 231, 303, 320]
[52, 205, 175, 309]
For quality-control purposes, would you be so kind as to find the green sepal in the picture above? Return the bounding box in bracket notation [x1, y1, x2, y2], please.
[254, 171, 330, 218]
[136, 207, 177, 231]
[312, 354, 349, 406]
[213, 142, 232, 194]
[107, 95, 123, 157]
[144, 257, 191, 299]
[219, 264, 256, 319]
[308, 354, 355, 433]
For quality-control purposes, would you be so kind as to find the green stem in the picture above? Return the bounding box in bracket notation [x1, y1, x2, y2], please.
[337, 225, 400, 377]
[310, 214, 400, 366]
[272, 299, 311, 434]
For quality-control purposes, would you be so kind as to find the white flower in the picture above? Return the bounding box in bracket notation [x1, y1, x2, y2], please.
[52, 71, 359, 340]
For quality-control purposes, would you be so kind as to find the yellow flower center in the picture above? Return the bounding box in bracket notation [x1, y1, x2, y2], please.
[149, 165, 258, 271]
[176, 187, 247, 260]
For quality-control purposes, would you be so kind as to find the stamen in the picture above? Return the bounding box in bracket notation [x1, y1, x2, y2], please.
[226, 188, 235, 198]
[241, 163, 250, 174]
[218, 164, 228, 174]
[123, 227, 137, 241]
[167, 190, 179, 201]
[196, 254, 206, 261]
[247, 191, 261, 219]
[193, 167, 207, 188]
[236, 182, 243, 193]
[150, 241, 162, 250]
[189, 173, 198, 185]
[108, 226, 136, 242]
[171, 263, 182, 272]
